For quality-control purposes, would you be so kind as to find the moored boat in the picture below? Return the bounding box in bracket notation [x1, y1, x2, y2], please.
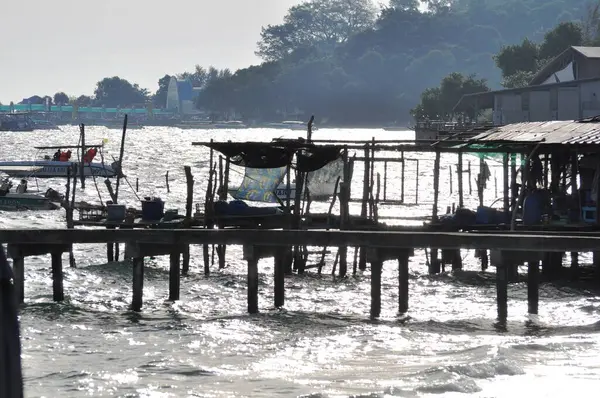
[0, 160, 119, 178]
[0, 192, 61, 211]
[265, 121, 314, 131]
[211, 121, 247, 129]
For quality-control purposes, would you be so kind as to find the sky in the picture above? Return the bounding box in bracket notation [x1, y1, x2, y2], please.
[0, 0, 303, 103]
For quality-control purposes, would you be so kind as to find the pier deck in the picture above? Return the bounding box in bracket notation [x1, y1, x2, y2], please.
[3, 228, 600, 326]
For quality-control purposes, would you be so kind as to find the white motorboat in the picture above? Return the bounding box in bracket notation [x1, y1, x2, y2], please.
[0, 160, 119, 178]
[265, 121, 315, 131]
[212, 121, 247, 129]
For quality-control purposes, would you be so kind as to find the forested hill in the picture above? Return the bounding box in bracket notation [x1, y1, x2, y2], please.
[193, 0, 590, 126]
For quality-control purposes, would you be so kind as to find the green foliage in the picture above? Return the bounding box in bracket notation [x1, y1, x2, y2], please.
[74, 95, 92, 106]
[93, 77, 149, 107]
[53, 92, 69, 106]
[153, 75, 171, 108]
[494, 39, 539, 79]
[411, 72, 489, 120]
[539, 22, 583, 60]
[256, 0, 376, 61]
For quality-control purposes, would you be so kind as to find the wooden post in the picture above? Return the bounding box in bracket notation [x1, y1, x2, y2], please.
[503, 153, 509, 216]
[246, 246, 259, 314]
[398, 253, 409, 315]
[274, 248, 285, 308]
[468, 160, 472, 195]
[136, 177, 139, 192]
[458, 151, 464, 208]
[528, 258, 539, 315]
[131, 257, 144, 312]
[430, 150, 441, 275]
[51, 252, 64, 302]
[165, 171, 170, 193]
[496, 265, 508, 324]
[510, 155, 517, 211]
[415, 159, 420, 205]
[203, 145, 214, 276]
[383, 160, 388, 201]
[79, 123, 85, 189]
[12, 257, 24, 304]
[114, 114, 128, 204]
[400, 151, 405, 203]
[339, 148, 349, 277]
[169, 250, 180, 301]
[106, 227, 114, 262]
[182, 166, 194, 275]
[370, 250, 382, 319]
[449, 165, 453, 194]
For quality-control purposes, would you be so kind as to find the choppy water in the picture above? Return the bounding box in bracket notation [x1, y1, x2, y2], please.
[2, 126, 600, 397]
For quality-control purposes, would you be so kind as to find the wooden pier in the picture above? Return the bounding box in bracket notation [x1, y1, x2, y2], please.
[3, 228, 600, 324]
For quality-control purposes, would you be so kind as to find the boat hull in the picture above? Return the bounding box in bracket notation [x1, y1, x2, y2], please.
[0, 160, 118, 178]
[0, 193, 60, 211]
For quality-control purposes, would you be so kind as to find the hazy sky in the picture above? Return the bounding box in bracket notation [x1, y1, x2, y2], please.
[0, 0, 303, 103]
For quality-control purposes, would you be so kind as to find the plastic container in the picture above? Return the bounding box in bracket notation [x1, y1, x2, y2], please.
[523, 192, 543, 225]
[107, 204, 126, 222]
[141, 199, 164, 221]
[582, 206, 596, 223]
[475, 206, 496, 224]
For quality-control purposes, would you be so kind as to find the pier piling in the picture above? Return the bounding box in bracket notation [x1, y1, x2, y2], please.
[245, 246, 259, 314]
[496, 265, 508, 323]
[12, 258, 24, 305]
[131, 258, 144, 311]
[51, 252, 64, 302]
[398, 254, 409, 314]
[528, 259, 539, 315]
[169, 251, 181, 301]
[274, 248, 285, 308]
[369, 250, 382, 319]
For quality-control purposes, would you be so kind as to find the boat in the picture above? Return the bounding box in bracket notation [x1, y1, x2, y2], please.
[211, 121, 247, 129]
[0, 191, 61, 211]
[32, 119, 61, 130]
[0, 160, 119, 178]
[0, 113, 35, 132]
[265, 121, 315, 131]
[0, 169, 62, 211]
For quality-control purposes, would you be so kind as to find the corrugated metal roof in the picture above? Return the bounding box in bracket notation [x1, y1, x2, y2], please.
[471, 120, 600, 145]
[572, 46, 600, 59]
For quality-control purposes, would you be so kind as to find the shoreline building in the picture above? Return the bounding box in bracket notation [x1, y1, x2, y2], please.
[454, 46, 600, 124]
[166, 77, 202, 115]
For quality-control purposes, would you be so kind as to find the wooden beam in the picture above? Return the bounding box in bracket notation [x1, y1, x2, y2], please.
[0, 229, 600, 252]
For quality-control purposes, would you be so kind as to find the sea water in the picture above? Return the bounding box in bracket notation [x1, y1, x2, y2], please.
[1, 126, 599, 397]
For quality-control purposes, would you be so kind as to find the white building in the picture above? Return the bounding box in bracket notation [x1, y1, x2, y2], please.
[454, 46, 600, 124]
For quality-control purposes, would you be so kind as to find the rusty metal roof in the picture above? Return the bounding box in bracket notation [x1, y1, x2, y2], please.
[471, 120, 600, 145]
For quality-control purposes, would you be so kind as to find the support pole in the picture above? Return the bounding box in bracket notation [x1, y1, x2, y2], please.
[79, 123, 86, 189]
[398, 253, 409, 315]
[496, 265, 508, 324]
[246, 247, 259, 314]
[131, 257, 144, 312]
[370, 251, 382, 319]
[528, 258, 539, 315]
[51, 252, 64, 302]
[12, 257, 24, 304]
[274, 248, 285, 308]
[169, 250, 181, 301]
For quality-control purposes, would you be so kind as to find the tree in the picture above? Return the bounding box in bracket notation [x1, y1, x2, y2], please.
[93, 77, 149, 107]
[178, 65, 208, 87]
[53, 92, 69, 106]
[153, 75, 171, 108]
[412, 72, 489, 120]
[74, 95, 93, 106]
[494, 38, 539, 79]
[256, 0, 376, 61]
[539, 21, 583, 60]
